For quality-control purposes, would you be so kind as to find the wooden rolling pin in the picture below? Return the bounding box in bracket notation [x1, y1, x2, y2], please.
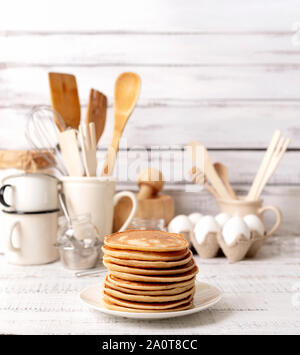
[113, 168, 175, 232]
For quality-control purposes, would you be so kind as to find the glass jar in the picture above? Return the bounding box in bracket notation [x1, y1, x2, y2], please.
[130, 218, 166, 231]
[56, 214, 103, 270]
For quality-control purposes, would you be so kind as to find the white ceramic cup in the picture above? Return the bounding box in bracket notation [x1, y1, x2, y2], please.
[3, 209, 59, 265]
[0, 173, 59, 212]
[61, 177, 137, 242]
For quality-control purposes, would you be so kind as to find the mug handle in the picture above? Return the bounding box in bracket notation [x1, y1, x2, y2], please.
[0, 184, 12, 208]
[113, 191, 137, 232]
[7, 222, 21, 252]
[258, 205, 282, 237]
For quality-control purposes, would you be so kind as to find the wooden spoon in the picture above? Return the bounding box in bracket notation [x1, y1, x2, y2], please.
[214, 162, 237, 199]
[102, 72, 141, 176]
[48, 72, 81, 131]
[86, 89, 107, 144]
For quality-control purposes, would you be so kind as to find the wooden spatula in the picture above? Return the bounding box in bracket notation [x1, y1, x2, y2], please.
[48, 72, 81, 131]
[102, 72, 141, 176]
[86, 89, 107, 144]
[58, 129, 83, 176]
[187, 142, 232, 199]
[190, 166, 220, 199]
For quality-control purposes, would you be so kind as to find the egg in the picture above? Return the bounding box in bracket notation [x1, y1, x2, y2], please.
[194, 215, 220, 244]
[168, 215, 193, 234]
[243, 214, 265, 236]
[188, 213, 203, 226]
[215, 213, 231, 228]
[222, 216, 251, 246]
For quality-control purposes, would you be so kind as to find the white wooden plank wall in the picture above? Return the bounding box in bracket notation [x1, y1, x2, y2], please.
[0, 0, 300, 233]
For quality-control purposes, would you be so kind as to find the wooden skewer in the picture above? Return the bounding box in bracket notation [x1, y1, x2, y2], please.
[88, 122, 97, 151]
[79, 123, 97, 177]
[254, 137, 290, 199]
[190, 167, 220, 199]
[246, 130, 281, 201]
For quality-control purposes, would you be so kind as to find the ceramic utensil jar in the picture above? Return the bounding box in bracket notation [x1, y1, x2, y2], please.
[3, 209, 59, 265]
[217, 198, 282, 236]
[61, 177, 137, 242]
[0, 173, 59, 212]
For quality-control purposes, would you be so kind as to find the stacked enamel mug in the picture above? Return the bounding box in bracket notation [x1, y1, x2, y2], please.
[0, 173, 60, 265]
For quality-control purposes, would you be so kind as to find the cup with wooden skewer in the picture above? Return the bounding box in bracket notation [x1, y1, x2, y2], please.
[187, 130, 289, 259]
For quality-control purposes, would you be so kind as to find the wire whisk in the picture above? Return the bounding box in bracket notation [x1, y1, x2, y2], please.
[25, 105, 68, 176]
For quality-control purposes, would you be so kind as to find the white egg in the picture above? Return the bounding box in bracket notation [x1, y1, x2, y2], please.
[222, 216, 251, 246]
[243, 214, 265, 236]
[194, 215, 220, 245]
[215, 213, 231, 228]
[168, 215, 193, 234]
[188, 213, 203, 226]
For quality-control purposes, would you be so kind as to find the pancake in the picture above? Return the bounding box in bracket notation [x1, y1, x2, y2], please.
[103, 298, 193, 313]
[103, 284, 195, 303]
[104, 276, 194, 296]
[107, 274, 196, 291]
[102, 230, 197, 314]
[103, 292, 194, 310]
[103, 259, 195, 276]
[103, 250, 192, 269]
[102, 245, 190, 261]
[108, 265, 198, 283]
[104, 230, 188, 252]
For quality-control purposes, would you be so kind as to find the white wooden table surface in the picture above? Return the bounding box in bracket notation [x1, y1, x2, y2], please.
[0, 236, 299, 335]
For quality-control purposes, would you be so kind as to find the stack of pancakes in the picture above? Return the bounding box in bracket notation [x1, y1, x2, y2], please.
[102, 230, 198, 313]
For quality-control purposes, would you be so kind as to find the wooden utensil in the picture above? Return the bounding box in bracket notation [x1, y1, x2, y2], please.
[58, 129, 83, 176]
[135, 168, 174, 224]
[48, 72, 81, 131]
[137, 168, 164, 199]
[86, 89, 107, 144]
[254, 136, 290, 199]
[79, 123, 97, 177]
[214, 162, 237, 199]
[247, 130, 281, 200]
[190, 167, 220, 199]
[113, 168, 174, 232]
[102, 72, 141, 176]
[187, 142, 232, 199]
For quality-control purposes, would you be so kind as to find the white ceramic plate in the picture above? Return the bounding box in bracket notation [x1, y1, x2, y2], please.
[80, 280, 222, 320]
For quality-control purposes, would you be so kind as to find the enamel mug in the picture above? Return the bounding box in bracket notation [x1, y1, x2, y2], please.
[0, 173, 59, 212]
[3, 209, 59, 265]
